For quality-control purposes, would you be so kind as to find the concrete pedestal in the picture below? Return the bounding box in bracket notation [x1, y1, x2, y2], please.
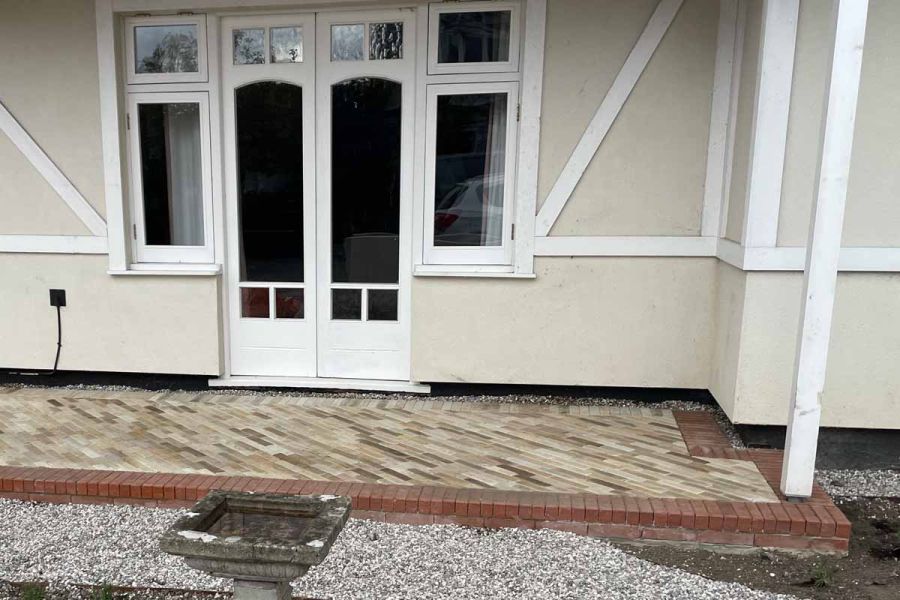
[233, 579, 292, 600]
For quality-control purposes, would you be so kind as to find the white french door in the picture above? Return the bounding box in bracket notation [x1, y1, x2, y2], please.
[223, 10, 413, 382]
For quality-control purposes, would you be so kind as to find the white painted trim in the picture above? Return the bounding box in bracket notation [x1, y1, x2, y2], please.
[719, 0, 747, 238]
[209, 376, 431, 394]
[0, 235, 108, 254]
[535, 0, 684, 237]
[514, 0, 545, 275]
[782, 0, 870, 499]
[534, 236, 717, 257]
[714, 238, 746, 268]
[741, 0, 799, 248]
[97, 0, 129, 271]
[0, 102, 107, 238]
[701, 0, 738, 237]
[716, 239, 900, 272]
[125, 15, 208, 85]
[427, 1, 522, 76]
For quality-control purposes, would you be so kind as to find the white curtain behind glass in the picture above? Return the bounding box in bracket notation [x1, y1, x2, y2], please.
[165, 104, 204, 246]
[481, 93, 506, 246]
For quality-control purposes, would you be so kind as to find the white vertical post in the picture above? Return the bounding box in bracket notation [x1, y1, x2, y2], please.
[742, 0, 799, 248]
[781, 0, 869, 499]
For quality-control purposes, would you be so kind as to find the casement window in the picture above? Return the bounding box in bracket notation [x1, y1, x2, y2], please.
[428, 2, 521, 75]
[125, 15, 208, 84]
[421, 2, 523, 268]
[424, 82, 519, 265]
[126, 92, 214, 264]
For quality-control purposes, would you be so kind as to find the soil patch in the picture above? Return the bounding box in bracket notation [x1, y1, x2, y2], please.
[622, 497, 900, 600]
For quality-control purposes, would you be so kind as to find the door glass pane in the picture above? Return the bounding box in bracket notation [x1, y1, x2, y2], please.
[137, 103, 204, 246]
[270, 26, 303, 63]
[369, 23, 403, 60]
[331, 24, 365, 61]
[236, 82, 304, 282]
[233, 28, 265, 65]
[368, 289, 398, 321]
[437, 11, 512, 64]
[332, 289, 362, 320]
[275, 288, 304, 319]
[433, 93, 508, 247]
[241, 288, 270, 318]
[331, 78, 401, 283]
[134, 24, 199, 73]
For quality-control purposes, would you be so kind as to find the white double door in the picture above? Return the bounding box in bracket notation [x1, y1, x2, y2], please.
[223, 10, 414, 381]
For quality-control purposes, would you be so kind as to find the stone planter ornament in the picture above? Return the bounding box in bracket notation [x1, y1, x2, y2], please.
[161, 491, 351, 600]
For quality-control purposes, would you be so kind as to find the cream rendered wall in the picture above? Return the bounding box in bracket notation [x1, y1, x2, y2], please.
[726, 272, 900, 429]
[539, 0, 718, 237]
[0, 1, 223, 376]
[779, 0, 900, 247]
[411, 258, 716, 388]
[0, 255, 220, 375]
[0, 0, 106, 227]
[709, 261, 746, 419]
[723, 0, 762, 243]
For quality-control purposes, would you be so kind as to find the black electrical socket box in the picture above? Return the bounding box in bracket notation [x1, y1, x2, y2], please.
[49, 289, 66, 307]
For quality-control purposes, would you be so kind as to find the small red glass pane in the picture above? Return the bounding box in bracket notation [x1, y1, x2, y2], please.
[275, 288, 304, 319]
[241, 287, 270, 318]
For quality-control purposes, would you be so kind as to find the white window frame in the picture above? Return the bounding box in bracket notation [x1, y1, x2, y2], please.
[428, 1, 522, 75]
[423, 81, 519, 266]
[126, 91, 215, 265]
[125, 15, 209, 85]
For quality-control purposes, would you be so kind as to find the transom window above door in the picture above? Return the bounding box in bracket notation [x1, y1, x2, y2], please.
[330, 21, 404, 61]
[232, 25, 304, 65]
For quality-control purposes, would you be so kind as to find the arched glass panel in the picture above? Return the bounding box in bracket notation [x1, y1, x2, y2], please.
[331, 78, 401, 284]
[235, 81, 304, 283]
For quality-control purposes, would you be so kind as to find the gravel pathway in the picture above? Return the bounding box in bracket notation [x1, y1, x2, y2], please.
[816, 468, 900, 498]
[0, 499, 793, 600]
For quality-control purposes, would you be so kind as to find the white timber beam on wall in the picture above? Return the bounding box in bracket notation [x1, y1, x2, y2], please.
[96, 0, 129, 271]
[514, 0, 546, 275]
[702, 0, 739, 237]
[781, 0, 870, 499]
[741, 0, 799, 248]
[0, 103, 107, 238]
[534, 0, 684, 237]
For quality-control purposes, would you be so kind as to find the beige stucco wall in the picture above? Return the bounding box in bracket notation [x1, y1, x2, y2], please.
[539, 0, 718, 237]
[779, 0, 900, 248]
[714, 271, 900, 430]
[0, 254, 221, 375]
[0, 0, 106, 235]
[723, 0, 762, 243]
[709, 261, 746, 419]
[411, 257, 716, 388]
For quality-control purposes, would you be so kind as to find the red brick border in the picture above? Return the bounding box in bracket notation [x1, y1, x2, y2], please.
[0, 411, 850, 554]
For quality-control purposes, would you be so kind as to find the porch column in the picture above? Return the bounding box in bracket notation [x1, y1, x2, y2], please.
[781, 0, 870, 499]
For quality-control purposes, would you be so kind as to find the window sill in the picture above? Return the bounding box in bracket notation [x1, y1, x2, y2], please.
[414, 266, 535, 279]
[108, 263, 222, 277]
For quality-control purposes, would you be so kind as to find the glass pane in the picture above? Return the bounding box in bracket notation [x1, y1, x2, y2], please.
[433, 93, 508, 247]
[236, 82, 304, 282]
[331, 78, 401, 283]
[369, 23, 403, 60]
[134, 24, 199, 74]
[437, 11, 512, 64]
[233, 28, 265, 65]
[332, 289, 361, 320]
[368, 289, 398, 321]
[241, 288, 270, 318]
[270, 26, 303, 63]
[137, 103, 204, 247]
[331, 24, 365, 61]
[275, 288, 304, 319]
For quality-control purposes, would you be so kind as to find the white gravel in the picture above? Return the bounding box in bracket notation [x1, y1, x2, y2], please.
[816, 468, 900, 498]
[0, 498, 794, 600]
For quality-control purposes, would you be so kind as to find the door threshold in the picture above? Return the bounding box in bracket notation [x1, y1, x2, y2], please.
[208, 375, 430, 394]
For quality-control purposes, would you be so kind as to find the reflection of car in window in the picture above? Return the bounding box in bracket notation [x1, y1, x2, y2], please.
[434, 174, 504, 247]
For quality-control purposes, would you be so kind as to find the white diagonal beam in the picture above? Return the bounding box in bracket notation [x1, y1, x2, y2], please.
[0, 101, 107, 237]
[535, 0, 684, 237]
[781, 0, 870, 499]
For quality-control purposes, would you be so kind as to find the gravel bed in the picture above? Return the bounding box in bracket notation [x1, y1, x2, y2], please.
[9, 383, 747, 448]
[0, 499, 793, 600]
[816, 468, 900, 499]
